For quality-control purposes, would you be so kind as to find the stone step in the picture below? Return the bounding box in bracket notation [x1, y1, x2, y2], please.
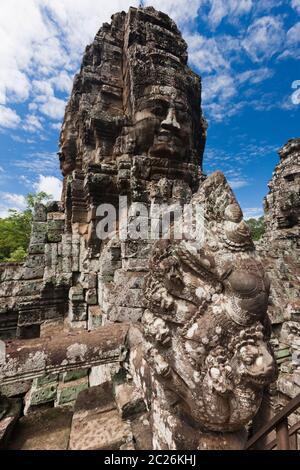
[68, 382, 133, 450]
[7, 407, 73, 450]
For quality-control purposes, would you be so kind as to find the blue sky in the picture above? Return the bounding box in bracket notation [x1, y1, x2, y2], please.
[0, 0, 299, 218]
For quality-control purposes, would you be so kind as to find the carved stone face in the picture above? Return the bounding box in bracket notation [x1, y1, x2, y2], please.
[132, 86, 193, 159]
[275, 190, 299, 229]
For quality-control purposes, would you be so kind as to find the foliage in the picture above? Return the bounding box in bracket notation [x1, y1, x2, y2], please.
[0, 192, 50, 263]
[246, 216, 266, 241]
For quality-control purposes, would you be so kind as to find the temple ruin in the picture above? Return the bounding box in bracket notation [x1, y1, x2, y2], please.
[0, 6, 299, 450]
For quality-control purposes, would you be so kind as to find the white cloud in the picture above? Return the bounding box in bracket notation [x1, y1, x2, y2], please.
[243, 16, 285, 62]
[31, 79, 66, 120]
[51, 71, 74, 94]
[50, 122, 62, 131]
[228, 178, 249, 189]
[202, 73, 238, 120]
[14, 151, 59, 173]
[278, 22, 300, 61]
[203, 73, 236, 103]
[0, 0, 141, 123]
[243, 207, 264, 219]
[40, 96, 66, 120]
[22, 114, 43, 133]
[0, 192, 26, 218]
[287, 22, 300, 45]
[292, 0, 300, 14]
[237, 67, 274, 84]
[144, 0, 203, 24]
[207, 0, 253, 29]
[185, 34, 229, 73]
[0, 105, 21, 128]
[34, 175, 63, 201]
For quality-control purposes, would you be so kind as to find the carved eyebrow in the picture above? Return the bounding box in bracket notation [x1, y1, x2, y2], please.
[174, 102, 188, 112]
[143, 98, 169, 106]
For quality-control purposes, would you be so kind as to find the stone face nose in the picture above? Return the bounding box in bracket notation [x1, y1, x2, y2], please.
[161, 107, 181, 131]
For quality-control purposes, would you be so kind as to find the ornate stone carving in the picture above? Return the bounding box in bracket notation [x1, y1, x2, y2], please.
[129, 171, 277, 448]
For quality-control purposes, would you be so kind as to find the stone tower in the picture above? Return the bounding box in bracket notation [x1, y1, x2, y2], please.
[0, 6, 207, 340]
[257, 138, 300, 418]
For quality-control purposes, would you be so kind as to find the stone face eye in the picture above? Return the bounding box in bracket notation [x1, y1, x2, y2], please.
[153, 105, 166, 117]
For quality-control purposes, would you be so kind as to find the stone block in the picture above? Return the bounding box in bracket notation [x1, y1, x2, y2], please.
[122, 258, 149, 272]
[47, 220, 65, 232]
[24, 382, 58, 414]
[88, 306, 103, 330]
[275, 348, 291, 360]
[33, 204, 47, 222]
[47, 212, 65, 221]
[55, 377, 89, 406]
[0, 398, 22, 449]
[69, 408, 133, 450]
[30, 231, 47, 245]
[100, 259, 122, 277]
[114, 382, 146, 419]
[7, 408, 73, 450]
[28, 243, 45, 255]
[32, 222, 48, 234]
[0, 380, 32, 398]
[292, 349, 300, 365]
[86, 288, 98, 305]
[115, 288, 144, 308]
[60, 369, 89, 383]
[114, 270, 146, 289]
[69, 383, 133, 450]
[121, 240, 152, 259]
[68, 301, 87, 322]
[35, 373, 59, 387]
[277, 374, 300, 399]
[89, 364, 120, 387]
[109, 306, 144, 323]
[69, 286, 84, 302]
[25, 254, 45, 269]
[22, 267, 45, 280]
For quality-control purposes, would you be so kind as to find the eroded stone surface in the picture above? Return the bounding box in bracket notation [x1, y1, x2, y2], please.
[7, 408, 73, 450]
[129, 171, 277, 449]
[256, 138, 300, 432]
[69, 383, 133, 450]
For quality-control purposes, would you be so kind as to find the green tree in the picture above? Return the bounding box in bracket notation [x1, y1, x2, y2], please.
[0, 192, 50, 263]
[246, 216, 266, 241]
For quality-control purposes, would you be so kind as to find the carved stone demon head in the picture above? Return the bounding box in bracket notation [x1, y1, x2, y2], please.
[131, 172, 277, 441]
